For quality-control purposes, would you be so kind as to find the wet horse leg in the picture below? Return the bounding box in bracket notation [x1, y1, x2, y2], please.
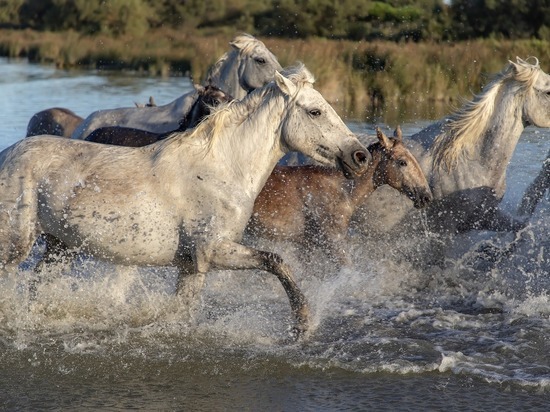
[196, 239, 310, 339]
[30, 234, 74, 299]
[174, 251, 205, 313]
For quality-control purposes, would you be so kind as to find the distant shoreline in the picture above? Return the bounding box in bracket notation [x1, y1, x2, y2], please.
[2, 28, 547, 122]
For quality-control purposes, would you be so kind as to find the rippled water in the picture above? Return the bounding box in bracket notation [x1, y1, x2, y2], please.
[0, 58, 549, 410]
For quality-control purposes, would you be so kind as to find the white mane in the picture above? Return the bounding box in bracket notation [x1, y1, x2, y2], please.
[156, 64, 314, 169]
[432, 57, 541, 169]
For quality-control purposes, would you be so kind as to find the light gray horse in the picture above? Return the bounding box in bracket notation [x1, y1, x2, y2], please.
[0, 65, 369, 339]
[71, 33, 282, 140]
[356, 57, 550, 241]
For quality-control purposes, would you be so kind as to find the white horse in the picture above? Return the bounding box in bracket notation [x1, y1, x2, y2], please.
[356, 57, 550, 239]
[0, 65, 369, 338]
[71, 33, 282, 140]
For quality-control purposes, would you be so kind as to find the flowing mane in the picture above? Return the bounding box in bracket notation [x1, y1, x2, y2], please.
[158, 64, 315, 159]
[432, 57, 541, 170]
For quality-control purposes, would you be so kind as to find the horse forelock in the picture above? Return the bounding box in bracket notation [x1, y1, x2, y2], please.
[230, 33, 264, 56]
[280, 63, 315, 87]
[432, 58, 541, 170]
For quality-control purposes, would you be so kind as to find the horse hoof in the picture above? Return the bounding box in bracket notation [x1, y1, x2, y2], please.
[289, 324, 307, 342]
[289, 310, 310, 342]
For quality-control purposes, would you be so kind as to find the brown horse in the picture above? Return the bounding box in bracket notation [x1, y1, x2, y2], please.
[246, 127, 432, 265]
[26, 107, 84, 138]
[84, 84, 232, 146]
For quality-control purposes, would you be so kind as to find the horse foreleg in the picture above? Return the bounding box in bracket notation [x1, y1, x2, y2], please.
[174, 252, 206, 320]
[204, 240, 310, 340]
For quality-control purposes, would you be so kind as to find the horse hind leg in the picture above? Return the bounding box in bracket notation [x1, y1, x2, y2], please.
[196, 239, 310, 340]
[0, 191, 39, 273]
[29, 234, 73, 299]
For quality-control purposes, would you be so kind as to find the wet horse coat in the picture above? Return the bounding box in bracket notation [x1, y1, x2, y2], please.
[0, 65, 369, 338]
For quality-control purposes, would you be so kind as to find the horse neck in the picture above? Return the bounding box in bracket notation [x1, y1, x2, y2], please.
[215, 96, 286, 196]
[431, 82, 527, 197]
[178, 98, 204, 130]
[347, 155, 378, 210]
[160, 89, 199, 116]
[209, 52, 247, 100]
[477, 86, 526, 171]
[160, 90, 286, 199]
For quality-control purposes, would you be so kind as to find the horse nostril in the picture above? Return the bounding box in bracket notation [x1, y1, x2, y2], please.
[353, 150, 369, 165]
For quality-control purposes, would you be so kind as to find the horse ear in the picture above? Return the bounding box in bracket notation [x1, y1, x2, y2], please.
[376, 127, 392, 149]
[275, 71, 297, 96]
[393, 125, 403, 143]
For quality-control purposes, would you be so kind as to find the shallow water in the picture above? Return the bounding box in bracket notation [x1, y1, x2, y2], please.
[0, 58, 549, 410]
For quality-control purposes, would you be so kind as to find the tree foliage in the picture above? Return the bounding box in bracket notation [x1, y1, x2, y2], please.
[1, 0, 548, 41]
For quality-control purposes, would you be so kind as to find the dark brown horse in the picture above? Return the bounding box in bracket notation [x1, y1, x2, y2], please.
[84, 85, 233, 146]
[26, 107, 84, 138]
[246, 127, 433, 265]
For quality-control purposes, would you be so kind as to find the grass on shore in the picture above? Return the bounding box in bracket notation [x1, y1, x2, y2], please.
[1, 28, 548, 122]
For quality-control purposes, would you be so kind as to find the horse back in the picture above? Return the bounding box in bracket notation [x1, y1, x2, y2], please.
[85, 126, 161, 147]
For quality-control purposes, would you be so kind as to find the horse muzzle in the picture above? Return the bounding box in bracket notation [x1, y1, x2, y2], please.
[338, 149, 370, 179]
[408, 188, 433, 209]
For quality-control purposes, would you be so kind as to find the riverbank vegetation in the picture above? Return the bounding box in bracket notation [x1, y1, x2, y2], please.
[1, 0, 548, 122]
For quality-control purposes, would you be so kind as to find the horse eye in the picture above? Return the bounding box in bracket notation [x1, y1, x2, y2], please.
[398, 159, 408, 167]
[309, 109, 321, 117]
[255, 57, 266, 64]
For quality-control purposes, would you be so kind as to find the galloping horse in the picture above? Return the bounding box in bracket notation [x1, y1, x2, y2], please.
[71, 33, 282, 139]
[26, 107, 83, 138]
[357, 57, 550, 240]
[517, 149, 550, 217]
[246, 127, 432, 265]
[84, 85, 232, 147]
[0, 65, 369, 338]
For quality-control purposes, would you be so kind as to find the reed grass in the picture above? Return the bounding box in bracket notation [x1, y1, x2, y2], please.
[1, 28, 548, 122]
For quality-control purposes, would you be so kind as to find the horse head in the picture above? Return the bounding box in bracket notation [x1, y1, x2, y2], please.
[231, 33, 282, 95]
[275, 65, 369, 178]
[369, 127, 432, 209]
[515, 57, 550, 128]
[207, 33, 282, 100]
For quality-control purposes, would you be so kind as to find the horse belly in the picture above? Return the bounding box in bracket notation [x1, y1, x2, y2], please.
[39, 197, 180, 266]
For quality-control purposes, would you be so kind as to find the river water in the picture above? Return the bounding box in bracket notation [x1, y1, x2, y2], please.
[0, 58, 549, 410]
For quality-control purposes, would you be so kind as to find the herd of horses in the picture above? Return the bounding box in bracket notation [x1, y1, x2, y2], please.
[1, 33, 549, 339]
